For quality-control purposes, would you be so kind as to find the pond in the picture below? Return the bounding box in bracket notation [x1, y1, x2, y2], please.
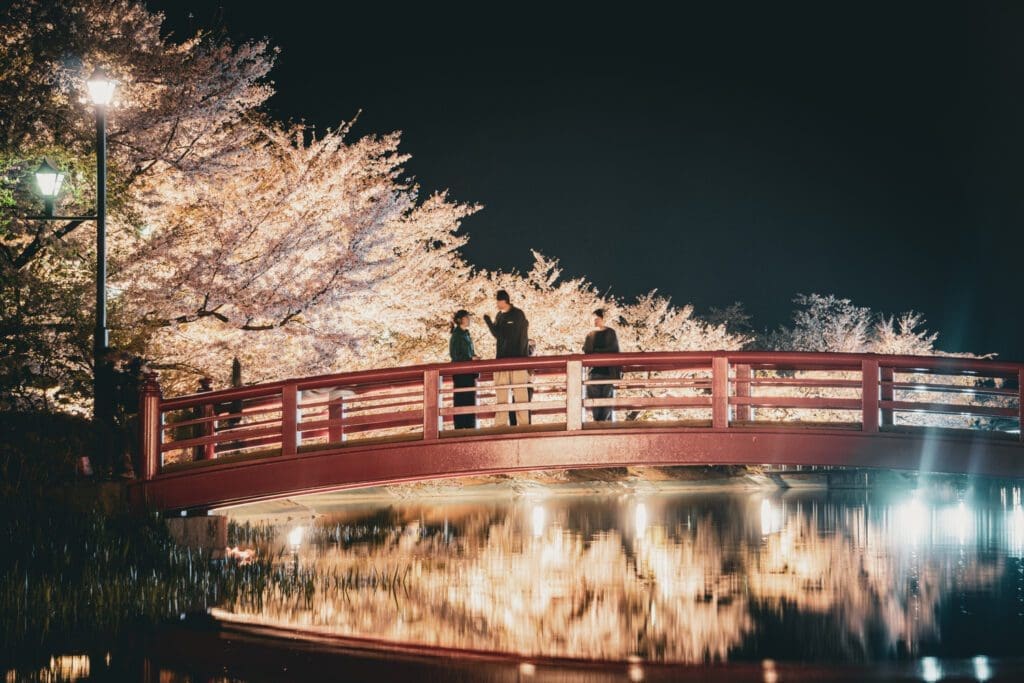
[10, 479, 1024, 681]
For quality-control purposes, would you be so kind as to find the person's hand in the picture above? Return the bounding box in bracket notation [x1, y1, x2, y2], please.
[472, 355, 480, 361]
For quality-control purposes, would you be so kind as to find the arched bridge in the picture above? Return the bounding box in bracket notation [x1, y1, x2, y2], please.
[132, 352, 1024, 512]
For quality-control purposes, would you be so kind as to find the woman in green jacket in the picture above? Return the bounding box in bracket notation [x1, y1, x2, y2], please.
[449, 309, 480, 429]
[582, 308, 621, 422]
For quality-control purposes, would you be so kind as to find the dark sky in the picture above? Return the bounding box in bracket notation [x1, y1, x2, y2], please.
[150, 1, 1024, 360]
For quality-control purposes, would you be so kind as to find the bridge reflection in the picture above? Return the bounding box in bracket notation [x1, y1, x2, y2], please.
[210, 490, 1022, 663]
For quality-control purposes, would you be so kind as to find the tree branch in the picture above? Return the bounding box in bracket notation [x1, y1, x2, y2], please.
[240, 309, 302, 331]
[11, 219, 87, 270]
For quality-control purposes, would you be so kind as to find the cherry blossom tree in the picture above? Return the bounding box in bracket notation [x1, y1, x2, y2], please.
[768, 294, 872, 353]
[0, 0, 476, 400]
[1, 0, 276, 407]
[0, 0, 984, 417]
[756, 295, 1005, 429]
[120, 122, 476, 391]
[765, 293, 955, 356]
[617, 292, 746, 353]
[870, 312, 940, 356]
[378, 250, 748, 370]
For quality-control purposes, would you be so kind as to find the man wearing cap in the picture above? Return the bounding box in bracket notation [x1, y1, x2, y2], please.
[484, 290, 531, 427]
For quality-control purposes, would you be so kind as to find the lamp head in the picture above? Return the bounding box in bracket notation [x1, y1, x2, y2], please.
[34, 158, 65, 199]
[87, 66, 116, 106]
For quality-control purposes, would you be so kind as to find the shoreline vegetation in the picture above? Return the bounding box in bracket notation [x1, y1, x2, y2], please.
[0, 411, 265, 667]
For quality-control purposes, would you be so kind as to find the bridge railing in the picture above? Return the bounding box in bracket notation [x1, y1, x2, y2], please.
[138, 352, 1024, 480]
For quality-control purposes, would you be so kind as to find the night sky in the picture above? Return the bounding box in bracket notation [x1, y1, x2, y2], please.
[151, 2, 1024, 360]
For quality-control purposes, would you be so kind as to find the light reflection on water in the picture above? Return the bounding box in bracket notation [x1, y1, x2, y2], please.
[214, 489, 1024, 664]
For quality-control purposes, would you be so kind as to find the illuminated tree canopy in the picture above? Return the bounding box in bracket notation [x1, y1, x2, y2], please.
[0, 1, 956, 410]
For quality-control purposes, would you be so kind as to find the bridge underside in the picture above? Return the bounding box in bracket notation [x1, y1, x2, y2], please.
[132, 427, 1024, 512]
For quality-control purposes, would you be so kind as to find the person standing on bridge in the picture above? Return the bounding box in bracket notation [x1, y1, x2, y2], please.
[484, 290, 531, 427]
[583, 308, 621, 422]
[449, 309, 481, 430]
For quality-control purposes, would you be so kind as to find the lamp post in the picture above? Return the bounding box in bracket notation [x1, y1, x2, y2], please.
[86, 66, 115, 378]
[28, 66, 117, 472]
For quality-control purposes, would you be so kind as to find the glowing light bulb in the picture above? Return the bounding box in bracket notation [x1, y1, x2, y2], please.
[34, 158, 64, 198]
[87, 67, 116, 105]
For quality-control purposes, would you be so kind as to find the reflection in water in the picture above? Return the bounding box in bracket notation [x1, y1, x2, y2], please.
[213, 489, 1024, 664]
[5, 654, 93, 682]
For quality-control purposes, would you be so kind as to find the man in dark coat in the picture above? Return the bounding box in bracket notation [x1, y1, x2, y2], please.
[483, 290, 530, 426]
[582, 308, 621, 422]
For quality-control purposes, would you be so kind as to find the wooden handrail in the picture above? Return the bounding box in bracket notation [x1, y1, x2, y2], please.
[140, 351, 1024, 479]
[160, 351, 1024, 406]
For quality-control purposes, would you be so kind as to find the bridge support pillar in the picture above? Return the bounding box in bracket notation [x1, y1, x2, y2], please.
[167, 514, 227, 558]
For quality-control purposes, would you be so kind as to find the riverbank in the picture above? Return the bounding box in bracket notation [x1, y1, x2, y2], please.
[0, 481, 226, 666]
[0, 408, 284, 672]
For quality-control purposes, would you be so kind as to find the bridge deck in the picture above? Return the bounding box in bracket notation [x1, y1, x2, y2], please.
[132, 351, 1024, 512]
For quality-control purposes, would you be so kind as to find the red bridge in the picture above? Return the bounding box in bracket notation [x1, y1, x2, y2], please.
[132, 351, 1024, 512]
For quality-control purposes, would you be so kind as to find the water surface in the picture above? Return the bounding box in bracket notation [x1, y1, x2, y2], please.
[12, 482, 1024, 681]
[214, 485, 1024, 667]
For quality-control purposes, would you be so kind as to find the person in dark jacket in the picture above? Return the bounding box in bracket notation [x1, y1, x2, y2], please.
[449, 309, 480, 429]
[483, 290, 530, 427]
[583, 308, 621, 422]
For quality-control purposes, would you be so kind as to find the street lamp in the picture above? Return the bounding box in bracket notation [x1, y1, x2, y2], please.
[86, 66, 114, 360]
[86, 67, 116, 106]
[88, 66, 115, 474]
[34, 158, 65, 217]
[25, 66, 117, 473]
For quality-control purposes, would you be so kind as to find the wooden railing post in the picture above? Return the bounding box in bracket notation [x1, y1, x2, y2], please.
[281, 384, 298, 456]
[712, 356, 729, 430]
[880, 366, 894, 427]
[201, 403, 215, 460]
[139, 372, 162, 480]
[328, 389, 345, 443]
[423, 369, 440, 440]
[734, 363, 751, 422]
[566, 360, 583, 431]
[862, 359, 879, 433]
